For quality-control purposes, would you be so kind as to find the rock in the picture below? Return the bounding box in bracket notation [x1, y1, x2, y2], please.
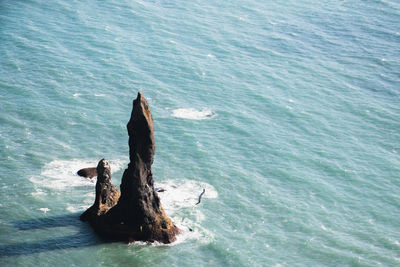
[80, 93, 179, 244]
[80, 159, 120, 221]
[155, 187, 166, 192]
[77, 167, 97, 178]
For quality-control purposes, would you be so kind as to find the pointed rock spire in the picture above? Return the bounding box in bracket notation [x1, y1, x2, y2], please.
[80, 93, 179, 244]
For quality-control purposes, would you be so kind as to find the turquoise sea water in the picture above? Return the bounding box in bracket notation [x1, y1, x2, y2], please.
[1, 0, 400, 266]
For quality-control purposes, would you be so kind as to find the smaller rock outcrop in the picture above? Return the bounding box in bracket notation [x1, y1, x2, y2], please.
[80, 159, 120, 221]
[77, 167, 97, 178]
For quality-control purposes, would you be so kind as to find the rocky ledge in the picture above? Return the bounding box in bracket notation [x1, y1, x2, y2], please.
[80, 93, 179, 244]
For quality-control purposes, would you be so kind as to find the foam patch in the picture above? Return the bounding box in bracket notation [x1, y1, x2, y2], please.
[30, 158, 127, 191]
[171, 108, 216, 120]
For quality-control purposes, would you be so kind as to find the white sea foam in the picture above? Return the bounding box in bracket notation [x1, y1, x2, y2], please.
[130, 218, 215, 247]
[156, 179, 218, 214]
[30, 158, 127, 191]
[171, 108, 215, 120]
[131, 179, 218, 246]
[159, 179, 217, 244]
[38, 208, 50, 213]
[66, 204, 92, 213]
[31, 190, 45, 196]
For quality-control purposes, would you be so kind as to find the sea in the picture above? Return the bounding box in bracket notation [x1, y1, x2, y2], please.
[1, 0, 399, 266]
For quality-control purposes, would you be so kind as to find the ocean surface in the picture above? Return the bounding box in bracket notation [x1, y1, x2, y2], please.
[1, 0, 399, 266]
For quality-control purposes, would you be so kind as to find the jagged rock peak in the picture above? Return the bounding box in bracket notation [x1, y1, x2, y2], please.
[127, 92, 155, 166]
[116, 92, 179, 243]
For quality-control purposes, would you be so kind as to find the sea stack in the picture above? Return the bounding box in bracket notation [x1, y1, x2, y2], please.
[80, 159, 120, 220]
[80, 93, 179, 243]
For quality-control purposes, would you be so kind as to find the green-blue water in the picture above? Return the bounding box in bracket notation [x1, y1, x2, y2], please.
[1, 0, 400, 266]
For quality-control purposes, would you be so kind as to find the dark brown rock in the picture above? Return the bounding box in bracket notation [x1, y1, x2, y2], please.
[80, 159, 120, 221]
[77, 167, 97, 178]
[80, 93, 179, 244]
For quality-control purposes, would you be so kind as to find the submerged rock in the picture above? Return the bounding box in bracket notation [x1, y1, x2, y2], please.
[80, 93, 179, 243]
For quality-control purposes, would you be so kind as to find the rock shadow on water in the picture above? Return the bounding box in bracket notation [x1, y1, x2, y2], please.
[0, 213, 102, 257]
